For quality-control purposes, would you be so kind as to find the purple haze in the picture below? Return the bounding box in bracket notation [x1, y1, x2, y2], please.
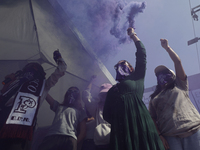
[49, 0, 146, 60]
[110, 2, 146, 44]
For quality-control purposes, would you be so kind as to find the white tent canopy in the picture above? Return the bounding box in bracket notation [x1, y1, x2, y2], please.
[0, 0, 116, 128]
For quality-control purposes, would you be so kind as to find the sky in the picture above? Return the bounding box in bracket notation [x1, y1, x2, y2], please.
[55, 0, 200, 88]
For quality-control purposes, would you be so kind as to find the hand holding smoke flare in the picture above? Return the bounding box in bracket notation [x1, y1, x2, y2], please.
[127, 27, 135, 37]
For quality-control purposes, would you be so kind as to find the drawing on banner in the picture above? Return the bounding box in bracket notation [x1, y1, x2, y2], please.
[14, 96, 36, 114]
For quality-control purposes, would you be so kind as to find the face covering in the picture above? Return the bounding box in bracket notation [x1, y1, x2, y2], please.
[156, 72, 175, 86]
[115, 63, 132, 81]
[67, 88, 80, 104]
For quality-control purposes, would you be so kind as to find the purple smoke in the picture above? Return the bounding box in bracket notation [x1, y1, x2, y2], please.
[110, 1, 146, 44]
[49, 0, 146, 60]
[127, 2, 146, 28]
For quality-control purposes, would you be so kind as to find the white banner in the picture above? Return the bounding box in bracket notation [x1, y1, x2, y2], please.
[6, 92, 39, 126]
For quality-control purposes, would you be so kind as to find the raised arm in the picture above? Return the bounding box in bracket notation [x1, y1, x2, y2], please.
[45, 94, 55, 108]
[82, 75, 97, 117]
[45, 50, 67, 90]
[86, 75, 96, 91]
[160, 39, 186, 81]
[127, 27, 146, 79]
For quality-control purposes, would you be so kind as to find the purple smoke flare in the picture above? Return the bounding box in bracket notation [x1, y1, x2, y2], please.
[127, 2, 146, 28]
[49, 0, 146, 60]
[110, 1, 146, 44]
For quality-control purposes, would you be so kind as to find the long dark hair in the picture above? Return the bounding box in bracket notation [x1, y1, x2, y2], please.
[150, 81, 176, 99]
[62, 86, 80, 107]
[115, 60, 134, 72]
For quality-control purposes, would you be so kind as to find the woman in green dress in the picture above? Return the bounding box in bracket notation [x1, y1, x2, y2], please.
[103, 27, 165, 150]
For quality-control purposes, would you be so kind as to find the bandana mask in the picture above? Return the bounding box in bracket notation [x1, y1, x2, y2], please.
[67, 89, 80, 104]
[156, 72, 175, 86]
[115, 63, 132, 81]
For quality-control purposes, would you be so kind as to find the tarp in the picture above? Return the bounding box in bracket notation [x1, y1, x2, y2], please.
[0, 0, 116, 127]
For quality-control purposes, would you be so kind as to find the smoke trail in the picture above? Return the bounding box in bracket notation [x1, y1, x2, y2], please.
[127, 2, 146, 28]
[50, 0, 146, 60]
[110, 1, 146, 44]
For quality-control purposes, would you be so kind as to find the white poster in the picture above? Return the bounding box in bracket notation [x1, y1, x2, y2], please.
[6, 92, 39, 126]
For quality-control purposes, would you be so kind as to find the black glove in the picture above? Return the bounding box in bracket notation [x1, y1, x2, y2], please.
[53, 49, 62, 64]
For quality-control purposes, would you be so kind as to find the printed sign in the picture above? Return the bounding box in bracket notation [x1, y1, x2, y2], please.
[6, 92, 39, 126]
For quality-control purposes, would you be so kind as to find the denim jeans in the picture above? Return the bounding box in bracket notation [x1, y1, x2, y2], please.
[164, 129, 200, 150]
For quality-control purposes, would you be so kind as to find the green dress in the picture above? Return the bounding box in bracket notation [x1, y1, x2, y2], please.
[103, 41, 165, 150]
